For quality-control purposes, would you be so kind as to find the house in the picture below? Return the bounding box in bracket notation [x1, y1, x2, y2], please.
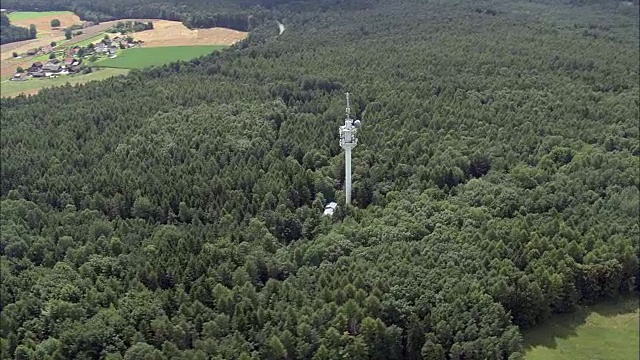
[42, 64, 62, 72]
[48, 58, 61, 65]
[95, 44, 108, 54]
[63, 58, 81, 67]
[41, 45, 53, 54]
[32, 71, 45, 78]
[26, 49, 38, 56]
[28, 62, 43, 73]
[69, 65, 82, 73]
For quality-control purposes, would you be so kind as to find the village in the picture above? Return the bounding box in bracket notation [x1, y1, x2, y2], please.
[10, 34, 143, 82]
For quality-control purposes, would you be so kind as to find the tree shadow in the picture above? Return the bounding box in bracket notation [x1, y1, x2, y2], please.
[521, 294, 639, 351]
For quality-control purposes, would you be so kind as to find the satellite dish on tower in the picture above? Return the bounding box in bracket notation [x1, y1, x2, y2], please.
[353, 119, 361, 128]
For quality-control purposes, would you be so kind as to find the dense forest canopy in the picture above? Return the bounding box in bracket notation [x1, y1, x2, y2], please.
[0, 13, 37, 45]
[1, 0, 639, 359]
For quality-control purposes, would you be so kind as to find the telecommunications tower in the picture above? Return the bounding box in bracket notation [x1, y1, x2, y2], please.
[339, 92, 361, 204]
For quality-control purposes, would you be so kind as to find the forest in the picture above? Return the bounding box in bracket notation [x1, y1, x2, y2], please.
[1, 0, 639, 359]
[0, 14, 37, 45]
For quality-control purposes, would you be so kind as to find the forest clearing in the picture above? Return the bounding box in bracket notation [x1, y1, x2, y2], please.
[523, 297, 640, 360]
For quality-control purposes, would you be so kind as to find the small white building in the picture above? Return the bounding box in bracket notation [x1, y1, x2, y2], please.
[323, 202, 338, 216]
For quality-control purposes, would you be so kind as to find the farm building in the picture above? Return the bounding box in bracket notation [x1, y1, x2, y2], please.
[42, 64, 62, 72]
[28, 62, 43, 74]
[95, 44, 108, 54]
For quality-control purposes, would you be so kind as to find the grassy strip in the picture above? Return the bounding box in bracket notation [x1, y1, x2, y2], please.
[523, 296, 640, 360]
[94, 45, 226, 69]
[7, 11, 74, 21]
[0, 68, 129, 97]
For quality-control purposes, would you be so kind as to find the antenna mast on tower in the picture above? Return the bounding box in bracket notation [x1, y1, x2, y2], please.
[339, 92, 361, 205]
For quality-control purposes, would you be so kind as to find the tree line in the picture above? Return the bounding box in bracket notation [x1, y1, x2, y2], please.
[0, 13, 37, 44]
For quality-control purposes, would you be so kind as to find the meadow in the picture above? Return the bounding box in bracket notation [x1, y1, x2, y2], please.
[524, 296, 640, 360]
[6, 11, 75, 21]
[95, 45, 227, 69]
[0, 68, 129, 97]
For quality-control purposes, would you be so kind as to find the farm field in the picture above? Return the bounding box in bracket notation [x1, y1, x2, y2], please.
[8, 11, 82, 37]
[1, 14, 246, 93]
[523, 296, 640, 360]
[131, 20, 247, 47]
[0, 68, 129, 97]
[95, 45, 227, 69]
[7, 11, 74, 21]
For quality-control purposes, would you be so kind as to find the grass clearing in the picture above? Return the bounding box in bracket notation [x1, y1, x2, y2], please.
[0, 68, 129, 97]
[7, 11, 75, 21]
[71, 33, 108, 48]
[95, 45, 226, 69]
[523, 296, 639, 360]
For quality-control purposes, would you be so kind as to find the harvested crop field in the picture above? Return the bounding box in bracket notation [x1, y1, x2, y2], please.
[132, 20, 248, 47]
[9, 11, 82, 37]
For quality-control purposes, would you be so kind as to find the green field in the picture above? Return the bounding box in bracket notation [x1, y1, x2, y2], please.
[0, 68, 129, 97]
[524, 296, 640, 360]
[71, 33, 108, 48]
[7, 11, 74, 21]
[95, 45, 226, 69]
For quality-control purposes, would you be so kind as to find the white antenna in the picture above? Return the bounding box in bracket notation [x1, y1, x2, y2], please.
[339, 92, 361, 205]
